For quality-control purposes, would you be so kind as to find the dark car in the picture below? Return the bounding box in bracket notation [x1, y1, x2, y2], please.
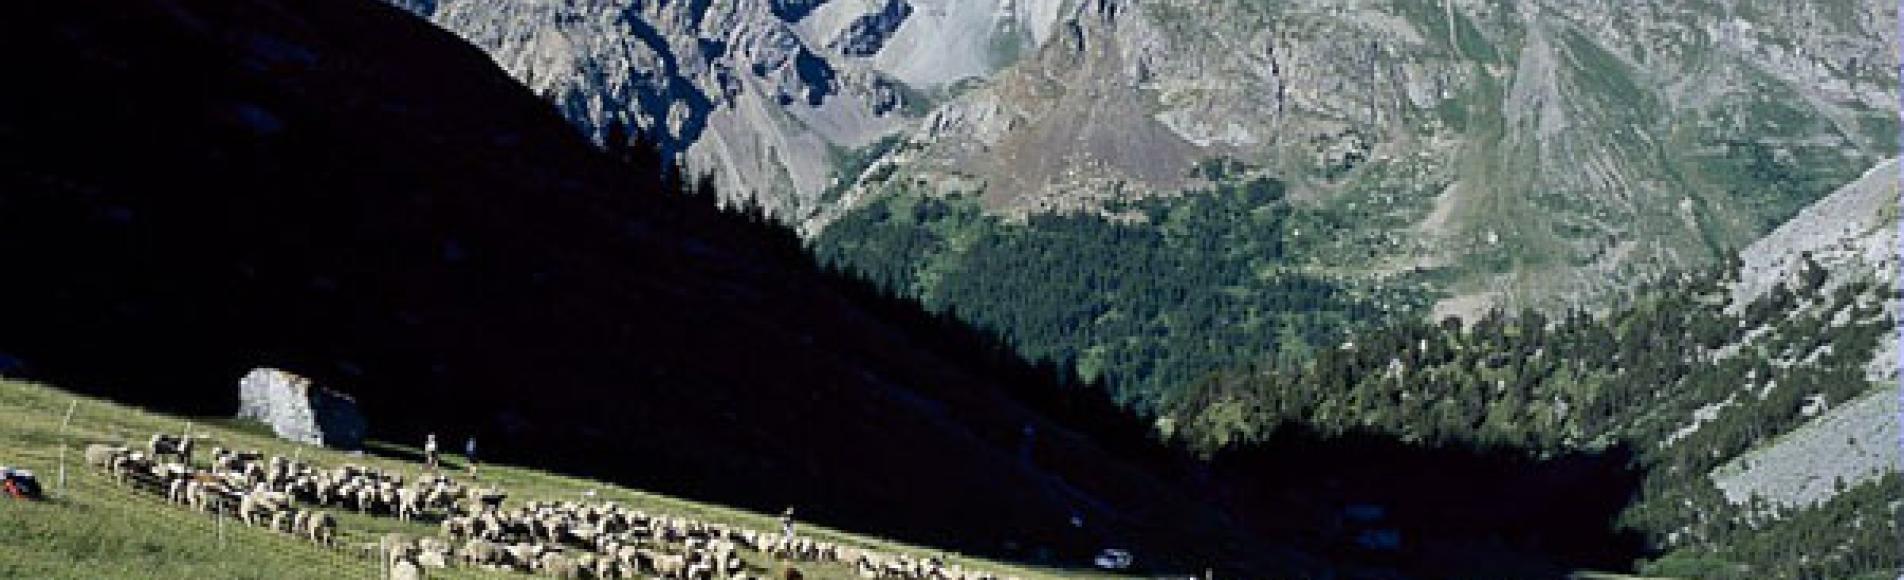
[0, 467, 43, 500]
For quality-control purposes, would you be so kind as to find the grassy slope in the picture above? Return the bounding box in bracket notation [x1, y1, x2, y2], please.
[0, 379, 1108, 580]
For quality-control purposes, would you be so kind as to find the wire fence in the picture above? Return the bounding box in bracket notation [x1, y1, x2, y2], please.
[53, 451, 385, 579]
[31, 403, 516, 580]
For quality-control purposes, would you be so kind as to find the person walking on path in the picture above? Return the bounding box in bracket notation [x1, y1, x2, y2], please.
[780, 507, 796, 541]
[424, 433, 440, 471]
[464, 436, 479, 477]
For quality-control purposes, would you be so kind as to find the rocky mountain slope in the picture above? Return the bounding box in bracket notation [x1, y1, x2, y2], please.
[0, 0, 1282, 571]
[852, 0, 1898, 311]
[394, 0, 1067, 220]
[390, 0, 1896, 405]
[1710, 156, 1899, 511]
[1152, 155, 1901, 578]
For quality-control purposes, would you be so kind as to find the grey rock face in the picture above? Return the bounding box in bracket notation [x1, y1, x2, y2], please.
[840, 0, 1899, 310]
[1711, 387, 1901, 510]
[829, 0, 911, 57]
[398, 0, 1896, 311]
[1703, 157, 1901, 510]
[235, 368, 367, 449]
[397, 0, 1057, 220]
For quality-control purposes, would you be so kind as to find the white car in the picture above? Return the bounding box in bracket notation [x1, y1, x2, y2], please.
[1093, 548, 1133, 570]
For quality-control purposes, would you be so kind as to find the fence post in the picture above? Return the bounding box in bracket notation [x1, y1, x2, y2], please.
[217, 500, 226, 548]
[56, 399, 77, 498]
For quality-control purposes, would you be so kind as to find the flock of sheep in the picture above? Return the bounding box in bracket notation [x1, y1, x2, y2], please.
[85, 435, 341, 547]
[83, 432, 1023, 580]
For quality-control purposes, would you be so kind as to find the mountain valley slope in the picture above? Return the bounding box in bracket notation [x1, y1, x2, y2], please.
[0, 0, 1281, 572]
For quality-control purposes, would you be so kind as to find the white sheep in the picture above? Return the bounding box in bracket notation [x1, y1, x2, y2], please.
[167, 477, 190, 504]
[270, 509, 298, 533]
[458, 539, 504, 568]
[305, 511, 338, 547]
[539, 551, 582, 579]
[239, 488, 289, 527]
[397, 487, 423, 521]
[84, 444, 127, 469]
[390, 559, 423, 580]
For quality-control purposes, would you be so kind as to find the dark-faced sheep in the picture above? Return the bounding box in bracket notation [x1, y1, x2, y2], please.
[305, 511, 337, 546]
[441, 515, 471, 541]
[148, 434, 194, 466]
[270, 509, 298, 534]
[505, 543, 543, 572]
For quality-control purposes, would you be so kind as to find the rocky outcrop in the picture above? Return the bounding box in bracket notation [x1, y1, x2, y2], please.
[1711, 387, 1900, 510]
[1731, 157, 1900, 382]
[827, 0, 911, 57]
[236, 368, 367, 449]
[401, 0, 1062, 220]
[1706, 157, 1900, 510]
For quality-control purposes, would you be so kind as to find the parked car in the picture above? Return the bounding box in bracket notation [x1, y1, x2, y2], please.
[1094, 548, 1133, 570]
[0, 467, 42, 500]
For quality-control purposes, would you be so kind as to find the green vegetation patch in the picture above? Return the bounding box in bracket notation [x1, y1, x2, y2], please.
[816, 177, 1430, 408]
[1161, 264, 1901, 579]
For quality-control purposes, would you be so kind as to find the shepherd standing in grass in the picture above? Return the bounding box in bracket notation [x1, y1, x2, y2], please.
[781, 507, 796, 540]
[424, 433, 440, 470]
[464, 436, 478, 477]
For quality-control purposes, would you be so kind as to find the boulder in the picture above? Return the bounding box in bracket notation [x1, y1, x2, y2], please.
[235, 368, 366, 449]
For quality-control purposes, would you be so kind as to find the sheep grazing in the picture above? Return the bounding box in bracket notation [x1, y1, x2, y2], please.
[538, 551, 582, 579]
[440, 515, 471, 541]
[186, 479, 230, 513]
[468, 487, 507, 513]
[167, 477, 190, 504]
[390, 558, 424, 580]
[458, 539, 504, 568]
[270, 509, 299, 534]
[210, 447, 251, 474]
[92, 431, 1032, 580]
[585, 552, 621, 579]
[686, 559, 716, 580]
[504, 543, 543, 573]
[306, 512, 337, 547]
[396, 487, 423, 521]
[84, 444, 128, 469]
[382, 533, 421, 577]
[653, 552, 688, 579]
[416, 551, 450, 570]
[239, 487, 290, 527]
[147, 434, 195, 466]
[106, 452, 152, 486]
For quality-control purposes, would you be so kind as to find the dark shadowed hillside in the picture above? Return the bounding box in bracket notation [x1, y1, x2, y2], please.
[0, 1, 1687, 577]
[0, 0, 1264, 572]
